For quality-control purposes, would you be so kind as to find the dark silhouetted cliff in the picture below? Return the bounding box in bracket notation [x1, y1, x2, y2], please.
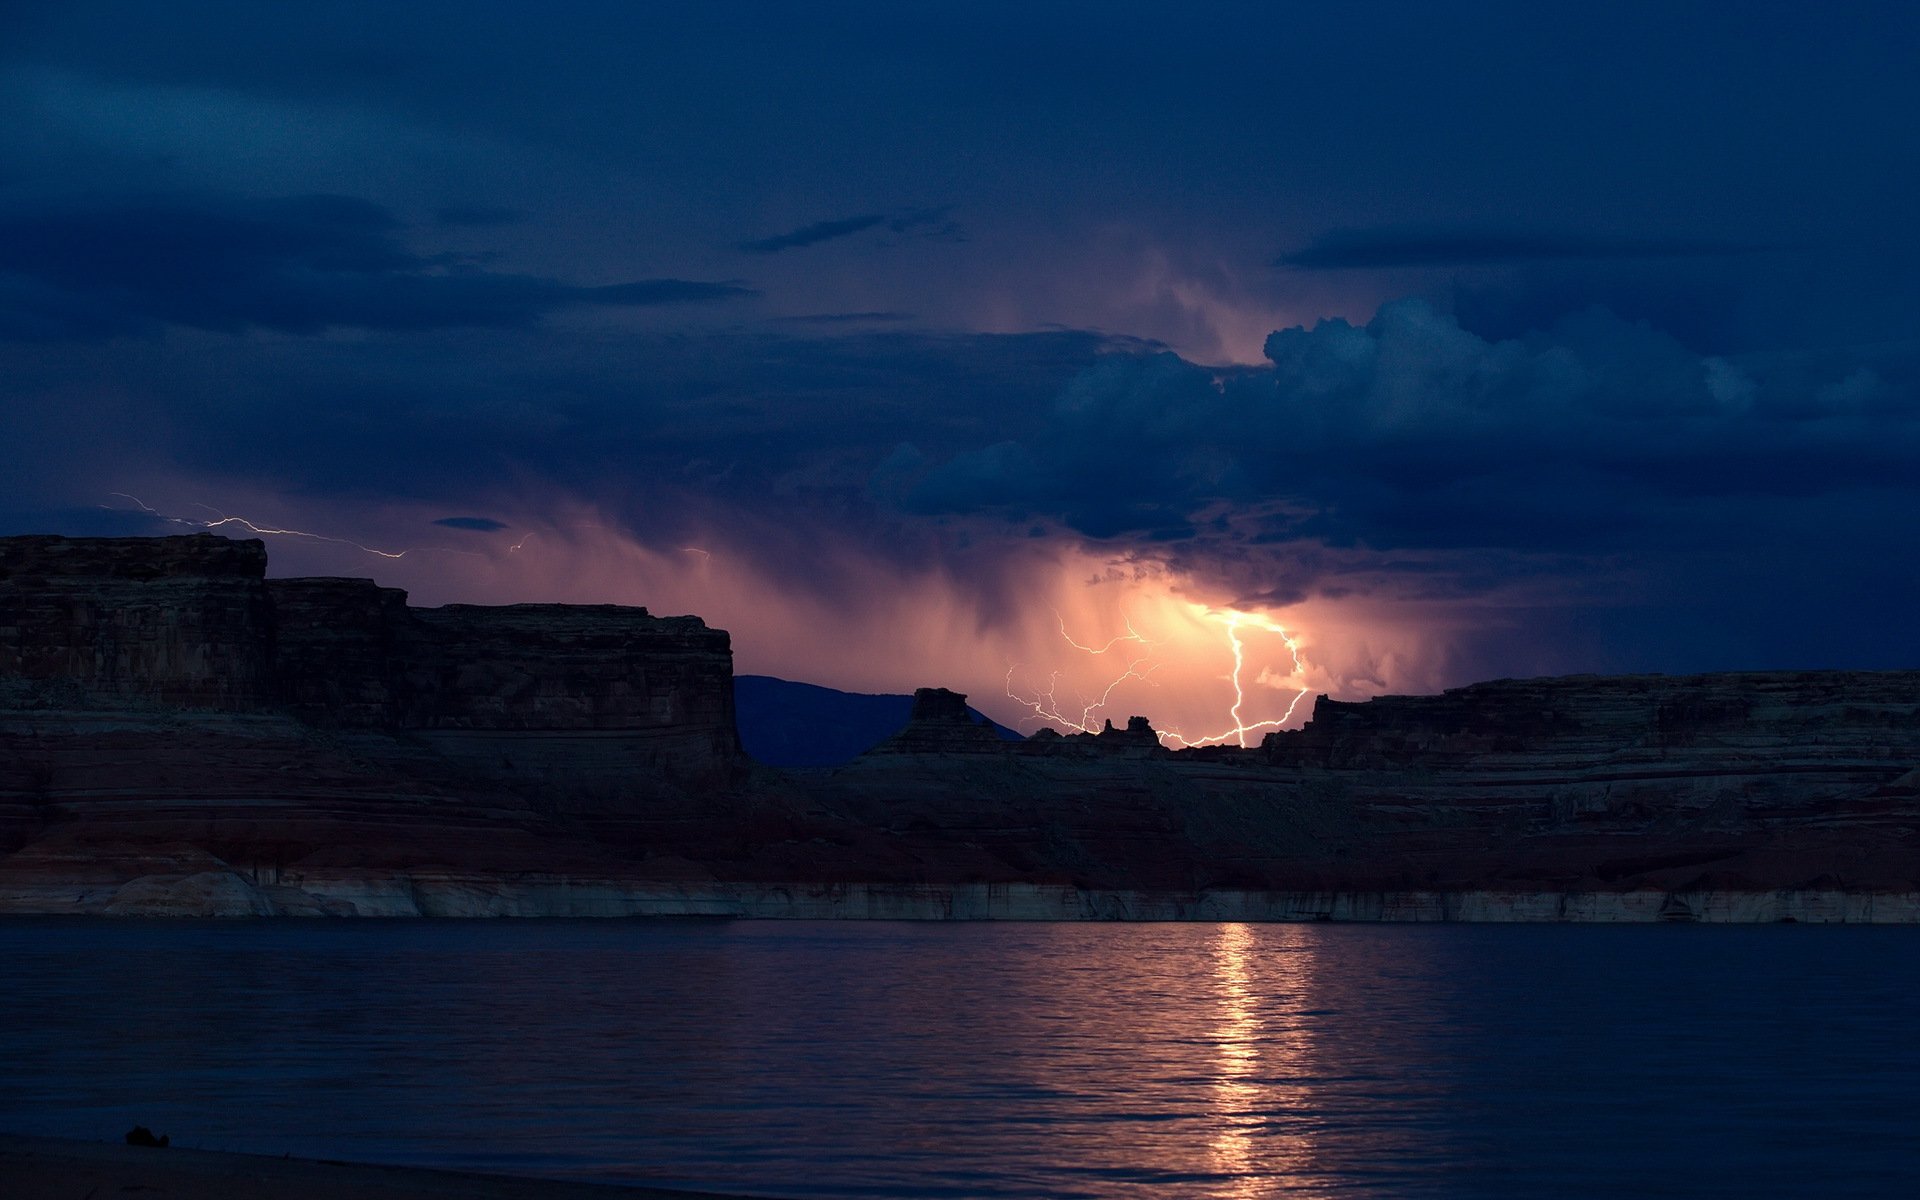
[2, 534, 1917, 919]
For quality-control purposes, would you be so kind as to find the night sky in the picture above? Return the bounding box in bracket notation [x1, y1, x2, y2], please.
[3, 2, 1916, 740]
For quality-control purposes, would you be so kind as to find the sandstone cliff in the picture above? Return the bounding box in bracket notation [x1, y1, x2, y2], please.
[269, 578, 740, 800]
[0, 534, 274, 709]
[2, 534, 1916, 919]
[0, 534, 748, 909]
[1, 535, 739, 785]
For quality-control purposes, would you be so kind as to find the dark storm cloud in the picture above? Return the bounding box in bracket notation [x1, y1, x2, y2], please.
[0, 321, 1118, 530]
[0, 323, 1122, 619]
[0, 195, 755, 338]
[2, 1, 1916, 680]
[586, 279, 756, 305]
[433, 516, 508, 531]
[9, 298, 1913, 585]
[858, 301, 1920, 671]
[0, 273, 133, 342]
[903, 300, 1920, 559]
[1448, 271, 1749, 353]
[1277, 227, 1760, 271]
[738, 208, 963, 255]
[4, 300, 1917, 673]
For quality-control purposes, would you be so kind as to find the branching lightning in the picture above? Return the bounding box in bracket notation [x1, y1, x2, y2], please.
[1000, 608, 1160, 733]
[1003, 652, 1163, 735]
[1006, 604, 1313, 749]
[1157, 609, 1312, 749]
[189, 503, 409, 559]
[104, 492, 1312, 748]
[1055, 608, 1148, 655]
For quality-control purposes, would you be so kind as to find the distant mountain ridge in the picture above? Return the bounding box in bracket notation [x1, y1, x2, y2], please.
[734, 675, 1023, 766]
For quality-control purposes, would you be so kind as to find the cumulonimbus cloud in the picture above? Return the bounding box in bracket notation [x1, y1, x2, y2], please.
[5, 301, 1915, 686]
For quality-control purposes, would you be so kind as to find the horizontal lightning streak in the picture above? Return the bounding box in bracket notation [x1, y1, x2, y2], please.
[105, 493, 419, 560]
[195, 508, 407, 559]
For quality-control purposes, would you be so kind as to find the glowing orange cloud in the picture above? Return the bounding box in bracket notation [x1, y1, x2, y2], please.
[1004, 593, 1316, 745]
[102, 486, 1450, 735]
[1166, 608, 1313, 748]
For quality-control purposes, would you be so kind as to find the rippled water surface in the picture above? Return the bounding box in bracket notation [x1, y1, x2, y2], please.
[2, 919, 1916, 1198]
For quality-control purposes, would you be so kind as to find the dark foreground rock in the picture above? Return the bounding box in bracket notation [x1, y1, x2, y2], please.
[0, 1132, 755, 1200]
[2, 535, 1917, 919]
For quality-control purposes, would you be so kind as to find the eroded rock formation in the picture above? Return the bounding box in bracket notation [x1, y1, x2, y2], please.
[1, 535, 739, 789]
[2, 534, 1916, 919]
[0, 535, 747, 909]
[865, 687, 1008, 754]
[271, 580, 740, 799]
[0, 534, 274, 709]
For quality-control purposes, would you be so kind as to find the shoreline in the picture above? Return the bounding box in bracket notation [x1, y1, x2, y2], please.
[0, 1132, 761, 1200]
[4, 877, 1919, 921]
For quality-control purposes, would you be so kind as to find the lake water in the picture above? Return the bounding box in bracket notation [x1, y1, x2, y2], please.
[1, 919, 1915, 1198]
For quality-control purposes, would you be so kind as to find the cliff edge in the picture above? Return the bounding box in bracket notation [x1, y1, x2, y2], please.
[3, 534, 1917, 920]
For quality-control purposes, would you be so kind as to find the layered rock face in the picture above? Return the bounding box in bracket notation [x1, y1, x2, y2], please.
[1271, 672, 1919, 771]
[0, 535, 273, 709]
[0, 534, 744, 890]
[265, 576, 410, 726]
[803, 668, 1920, 901]
[1265, 672, 1920, 841]
[2, 533, 1916, 919]
[405, 603, 737, 793]
[0, 535, 738, 783]
[269, 581, 740, 798]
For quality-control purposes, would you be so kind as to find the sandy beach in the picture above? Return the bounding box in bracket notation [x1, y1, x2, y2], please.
[0, 1133, 761, 1200]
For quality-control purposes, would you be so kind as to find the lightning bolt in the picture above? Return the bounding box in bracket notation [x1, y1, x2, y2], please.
[1009, 605, 1312, 749]
[189, 504, 408, 559]
[1054, 608, 1147, 654]
[1157, 609, 1312, 749]
[107, 493, 202, 530]
[1003, 653, 1163, 734]
[1004, 611, 1165, 734]
[107, 494, 410, 560]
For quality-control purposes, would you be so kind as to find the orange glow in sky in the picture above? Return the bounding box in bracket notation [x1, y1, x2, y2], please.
[1004, 600, 1313, 746]
[104, 488, 1449, 736]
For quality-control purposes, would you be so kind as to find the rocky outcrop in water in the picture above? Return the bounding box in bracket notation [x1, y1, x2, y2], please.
[2, 534, 1916, 919]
